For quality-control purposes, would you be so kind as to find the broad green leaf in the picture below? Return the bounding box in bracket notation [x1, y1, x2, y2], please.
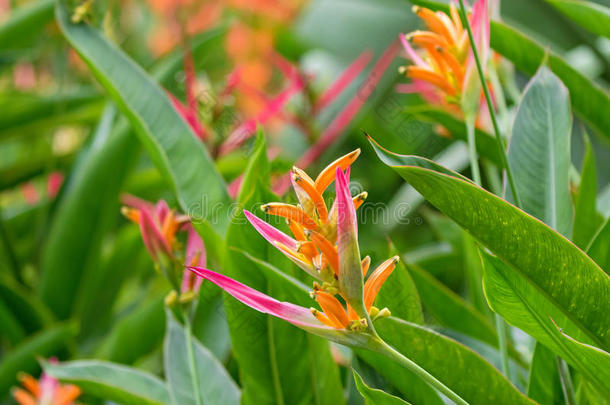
[507, 66, 572, 236]
[370, 139, 610, 352]
[352, 370, 411, 405]
[365, 317, 533, 404]
[407, 263, 497, 347]
[0, 90, 103, 140]
[482, 253, 610, 394]
[39, 107, 139, 319]
[527, 343, 565, 404]
[0, 322, 77, 397]
[44, 360, 171, 405]
[0, 295, 25, 345]
[410, 0, 610, 139]
[587, 218, 610, 275]
[403, 106, 502, 166]
[0, 0, 54, 51]
[97, 298, 165, 364]
[164, 311, 240, 405]
[223, 134, 345, 405]
[546, 0, 610, 37]
[0, 275, 53, 334]
[55, 0, 231, 235]
[573, 135, 600, 249]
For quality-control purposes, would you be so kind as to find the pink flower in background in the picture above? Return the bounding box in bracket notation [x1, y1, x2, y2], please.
[12, 359, 81, 405]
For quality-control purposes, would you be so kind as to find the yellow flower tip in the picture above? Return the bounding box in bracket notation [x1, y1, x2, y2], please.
[412, 5, 420, 13]
[261, 203, 318, 230]
[361, 255, 371, 276]
[392, 255, 400, 264]
[164, 290, 178, 307]
[370, 307, 391, 322]
[353, 192, 368, 210]
[314, 149, 361, 194]
[398, 65, 408, 75]
[121, 206, 140, 223]
[348, 318, 368, 332]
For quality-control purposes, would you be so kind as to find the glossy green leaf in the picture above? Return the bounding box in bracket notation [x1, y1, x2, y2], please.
[44, 360, 170, 405]
[164, 310, 240, 405]
[546, 0, 610, 37]
[55, 0, 231, 235]
[39, 107, 139, 319]
[587, 218, 610, 275]
[527, 343, 565, 404]
[366, 317, 533, 404]
[223, 133, 345, 405]
[573, 135, 600, 249]
[0, 275, 53, 334]
[508, 66, 572, 236]
[352, 370, 411, 405]
[0, 322, 77, 397]
[482, 253, 610, 394]
[407, 263, 497, 347]
[370, 140, 610, 352]
[410, 0, 610, 139]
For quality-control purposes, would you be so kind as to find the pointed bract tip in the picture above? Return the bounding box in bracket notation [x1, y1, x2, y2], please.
[260, 204, 270, 213]
[392, 255, 400, 263]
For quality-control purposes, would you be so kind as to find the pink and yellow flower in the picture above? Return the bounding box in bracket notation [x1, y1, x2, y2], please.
[189, 151, 399, 336]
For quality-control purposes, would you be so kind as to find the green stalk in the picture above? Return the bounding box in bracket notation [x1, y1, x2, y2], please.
[465, 116, 482, 185]
[372, 338, 469, 405]
[457, 0, 521, 208]
[0, 208, 22, 283]
[458, 0, 514, 379]
[183, 311, 204, 405]
[558, 358, 576, 405]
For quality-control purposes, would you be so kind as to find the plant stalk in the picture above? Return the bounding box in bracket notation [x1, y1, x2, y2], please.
[373, 338, 469, 405]
[494, 313, 510, 376]
[465, 115, 482, 186]
[0, 208, 22, 283]
[558, 358, 576, 405]
[457, 0, 521, 208]
[183, 311, 203, 405]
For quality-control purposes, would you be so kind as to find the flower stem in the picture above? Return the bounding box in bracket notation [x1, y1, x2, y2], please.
[457, 0, 521, 208]
[183, 311, 203, 405]
[372, 338, 469, 405]
[465, 115, 482, 185]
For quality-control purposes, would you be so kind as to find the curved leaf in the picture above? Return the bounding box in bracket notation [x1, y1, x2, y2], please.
[364, 317, 533, 404]
[164, 311, 240, 405]
[573, 135, 600, 249]
[353, 370, 411, 405]
[0, 0, 54, 51]
[370, 139, 610, 353]
[55, 1, 231, 234]
[587, 218, 610, 275]
[507, 66, 572, 236]
[546, 0, 610, 37]
[527, 343, 565, 405]
[44, 360, 171, 405]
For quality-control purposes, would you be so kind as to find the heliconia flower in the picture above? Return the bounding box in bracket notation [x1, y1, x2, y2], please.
[181, 224, 207, 294]
[399, 0, 490, 118]
[215, 151, 400, 331]
[12, 360, 81, 405]
[121, 197, 189, 262]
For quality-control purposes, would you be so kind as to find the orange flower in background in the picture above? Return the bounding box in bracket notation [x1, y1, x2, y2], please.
[13, 367, 81, 405]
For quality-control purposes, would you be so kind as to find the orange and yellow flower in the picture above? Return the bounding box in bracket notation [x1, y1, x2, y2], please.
[13, 369, 81, 405]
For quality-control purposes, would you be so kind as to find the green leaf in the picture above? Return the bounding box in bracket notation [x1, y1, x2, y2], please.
[55, 0, 231, 234]
[44, 360, 171, 405]
[39, 106, 139, 319]
[0, 322, 77, 397]
[164, 311, 240, 405]
[507, 66, 572, 236]
[0, 295, 25, 345]
[527, 343, 565, 405]
[223, 133, 345, 405]
[0, 0, 54, 51]
[586, 218, 610, 275]
[407, 263, 497, 347]
[0, 275, 53, 334]
[573, 135, 600, 249]
[410, 0, 610, 139]
[352, 370, 411, 405]
[546, 0, 610, 37]
[364, 317, 533, 404]
[482, 252, 610, 394]
[369, 139, 610, 352]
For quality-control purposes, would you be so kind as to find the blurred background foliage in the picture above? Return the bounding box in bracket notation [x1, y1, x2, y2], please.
[1, 0, 609, 403]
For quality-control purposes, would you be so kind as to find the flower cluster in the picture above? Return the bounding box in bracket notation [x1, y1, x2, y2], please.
[121, 196, 206, 301]
[12, 362, 81, 405]
[399, 0, 490, 119]
[190, 150, 399, 335]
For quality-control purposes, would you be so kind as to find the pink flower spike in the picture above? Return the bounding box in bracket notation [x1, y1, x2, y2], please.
[139, 208, 172, 260]
[470, 0, 490, 66]
[399, 33, 426, 68]
[182, 225, 206, 293]
[188, 266, 331, 330]
[168, 91, 209, 141]
[121, 194, 155, 213]
[315, 50, 373, 112]
[244, 210, 298, 251]
[46, 171, 64, 199]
